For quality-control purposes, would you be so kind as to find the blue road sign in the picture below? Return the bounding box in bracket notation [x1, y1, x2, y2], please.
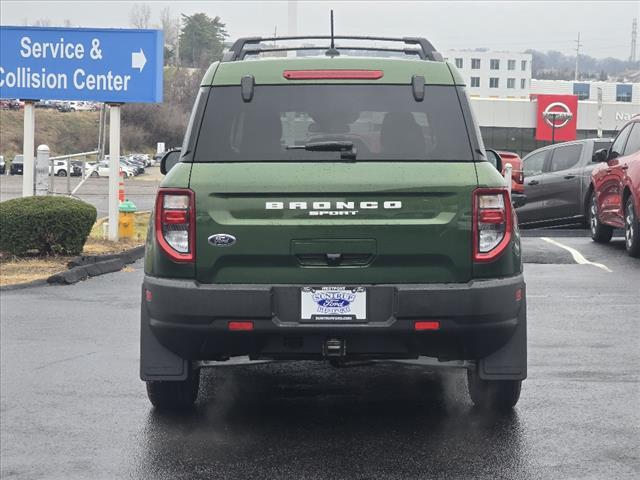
[0, 26, 163, 103]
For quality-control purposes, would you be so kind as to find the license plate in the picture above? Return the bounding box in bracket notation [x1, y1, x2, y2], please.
[300, 286, 367, 321]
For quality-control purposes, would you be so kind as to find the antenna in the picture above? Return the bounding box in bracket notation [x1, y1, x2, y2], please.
[325, 10, 340, 57]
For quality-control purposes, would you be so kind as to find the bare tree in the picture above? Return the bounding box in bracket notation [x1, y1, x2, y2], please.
[130, 3, 151, 29]
[160, 7, 177, 45]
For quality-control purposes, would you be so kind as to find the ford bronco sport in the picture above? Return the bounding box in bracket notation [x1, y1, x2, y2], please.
[141, 35, 527, 412]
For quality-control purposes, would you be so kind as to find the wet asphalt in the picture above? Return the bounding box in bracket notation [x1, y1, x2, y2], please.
[1, 236, 639, 479]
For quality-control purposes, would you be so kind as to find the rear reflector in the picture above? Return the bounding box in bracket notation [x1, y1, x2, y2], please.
[162, 210, 188, 224]
[228, 321, 254, 331]
[414, 321, 440, 331]
[283, 69, 384, 80]
[515, 288, 523, 301]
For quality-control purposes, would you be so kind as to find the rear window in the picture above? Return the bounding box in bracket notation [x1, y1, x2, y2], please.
[193, 85, 473, 162]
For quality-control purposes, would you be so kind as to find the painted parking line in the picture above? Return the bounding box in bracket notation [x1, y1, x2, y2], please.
[540, 237, 612, 272]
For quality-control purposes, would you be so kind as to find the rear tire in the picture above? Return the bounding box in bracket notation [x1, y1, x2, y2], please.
[625, 197, 640, 257]
[589, 193, 613, 243]
[57, 169, 67, 177]
[467, 370, 521, 411]
[146, 366, 200, 411]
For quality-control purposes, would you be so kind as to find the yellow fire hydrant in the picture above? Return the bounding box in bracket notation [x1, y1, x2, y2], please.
[118, 199, 137, 240]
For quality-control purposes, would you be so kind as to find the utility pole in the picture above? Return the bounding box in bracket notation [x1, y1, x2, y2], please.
[631, 18, 637, 62]
[574, 32, 582, 81]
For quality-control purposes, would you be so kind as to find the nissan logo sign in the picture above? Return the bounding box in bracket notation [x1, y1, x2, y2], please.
[543, 102, 573, 128]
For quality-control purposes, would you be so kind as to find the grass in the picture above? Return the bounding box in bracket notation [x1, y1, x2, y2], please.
[0, 211, 151, 287]
[0, 110, 100, 161]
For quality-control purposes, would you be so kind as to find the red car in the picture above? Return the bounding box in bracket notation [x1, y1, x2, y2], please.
[497, 150, 524, 195]
[590, 116, 640, 257]
[486, 149, 526, 207]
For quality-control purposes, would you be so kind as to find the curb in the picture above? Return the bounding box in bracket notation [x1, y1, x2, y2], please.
[47, 246, 145, 285]
[0, 278, 49, 292]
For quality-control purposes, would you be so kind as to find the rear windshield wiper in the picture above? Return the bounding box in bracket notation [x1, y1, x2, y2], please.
[286, 141, 357, 160]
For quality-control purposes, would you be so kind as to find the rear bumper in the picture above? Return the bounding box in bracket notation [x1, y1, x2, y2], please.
[141, 274, 527, 381]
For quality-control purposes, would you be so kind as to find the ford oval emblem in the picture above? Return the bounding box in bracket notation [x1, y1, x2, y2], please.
[208, 234, 236, 247]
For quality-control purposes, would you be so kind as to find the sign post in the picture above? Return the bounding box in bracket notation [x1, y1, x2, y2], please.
[21, 100, 35, 197]
[108, 104, 121, 241]
[0, 26, 163, 239]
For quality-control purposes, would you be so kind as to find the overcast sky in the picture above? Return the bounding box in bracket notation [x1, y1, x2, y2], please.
[1, 1, 638, 59]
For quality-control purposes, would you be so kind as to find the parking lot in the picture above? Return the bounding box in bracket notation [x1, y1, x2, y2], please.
[1, 235, 638, 480]
[0, 171, 159, 216]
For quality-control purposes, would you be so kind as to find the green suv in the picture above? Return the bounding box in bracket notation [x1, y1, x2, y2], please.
[141, 36, 526, 411]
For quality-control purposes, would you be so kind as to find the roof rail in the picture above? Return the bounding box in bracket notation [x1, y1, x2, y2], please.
[222, 36, 444, 62]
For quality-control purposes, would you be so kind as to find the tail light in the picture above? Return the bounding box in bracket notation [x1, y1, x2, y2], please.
[155, 188, 195, 263]
[473, 188, 513, 262]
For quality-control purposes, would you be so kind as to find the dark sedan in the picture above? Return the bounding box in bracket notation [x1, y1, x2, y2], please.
[9, 155, 24, 175]
[518, 138, 613, 227]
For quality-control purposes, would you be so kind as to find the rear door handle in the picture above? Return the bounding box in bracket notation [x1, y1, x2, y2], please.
[528, 180, 539, 186]
[564, 175, 576, 179]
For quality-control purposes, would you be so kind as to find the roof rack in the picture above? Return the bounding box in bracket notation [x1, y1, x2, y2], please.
[222, 36, 444, 62]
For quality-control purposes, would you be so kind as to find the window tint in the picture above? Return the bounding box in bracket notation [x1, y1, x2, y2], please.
[523, 151, 546, 176]
[611, 124, 633, 158]
[623, 123, 640, 156]
[547, 144, 582, 172]
[194, 85, 474, 162]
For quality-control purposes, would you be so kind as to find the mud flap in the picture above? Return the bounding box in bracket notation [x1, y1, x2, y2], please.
[478, 296, 527, 381]
[140, 300, 189, 381]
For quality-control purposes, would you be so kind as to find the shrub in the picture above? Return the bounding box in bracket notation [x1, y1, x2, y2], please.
[0, 196, 97, 256]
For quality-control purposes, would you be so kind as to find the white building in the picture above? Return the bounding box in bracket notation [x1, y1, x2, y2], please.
[531, 79, 640, 104]
[443, 49, 532, 99]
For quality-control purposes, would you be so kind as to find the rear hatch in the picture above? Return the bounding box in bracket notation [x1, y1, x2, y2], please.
[188, 61, 479, 284]
[191, 162, 477, 284]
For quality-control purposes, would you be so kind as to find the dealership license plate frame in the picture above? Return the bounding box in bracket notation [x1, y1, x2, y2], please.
[300, 286, 367, 322]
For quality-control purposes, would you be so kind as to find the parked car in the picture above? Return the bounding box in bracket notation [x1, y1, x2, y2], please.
[1, 99, 22, 110]
[141, 35, 527, 412]
[590, 116, 640, 256]
[48, 160, 81, 177]
[486, 149, 526, 208]
[95, 161, 135, 178]
[517, 138, 614, 227]
[35, 100, 58, 109]
[0, 155, 5, 175]
[9, 154, 24, 175]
